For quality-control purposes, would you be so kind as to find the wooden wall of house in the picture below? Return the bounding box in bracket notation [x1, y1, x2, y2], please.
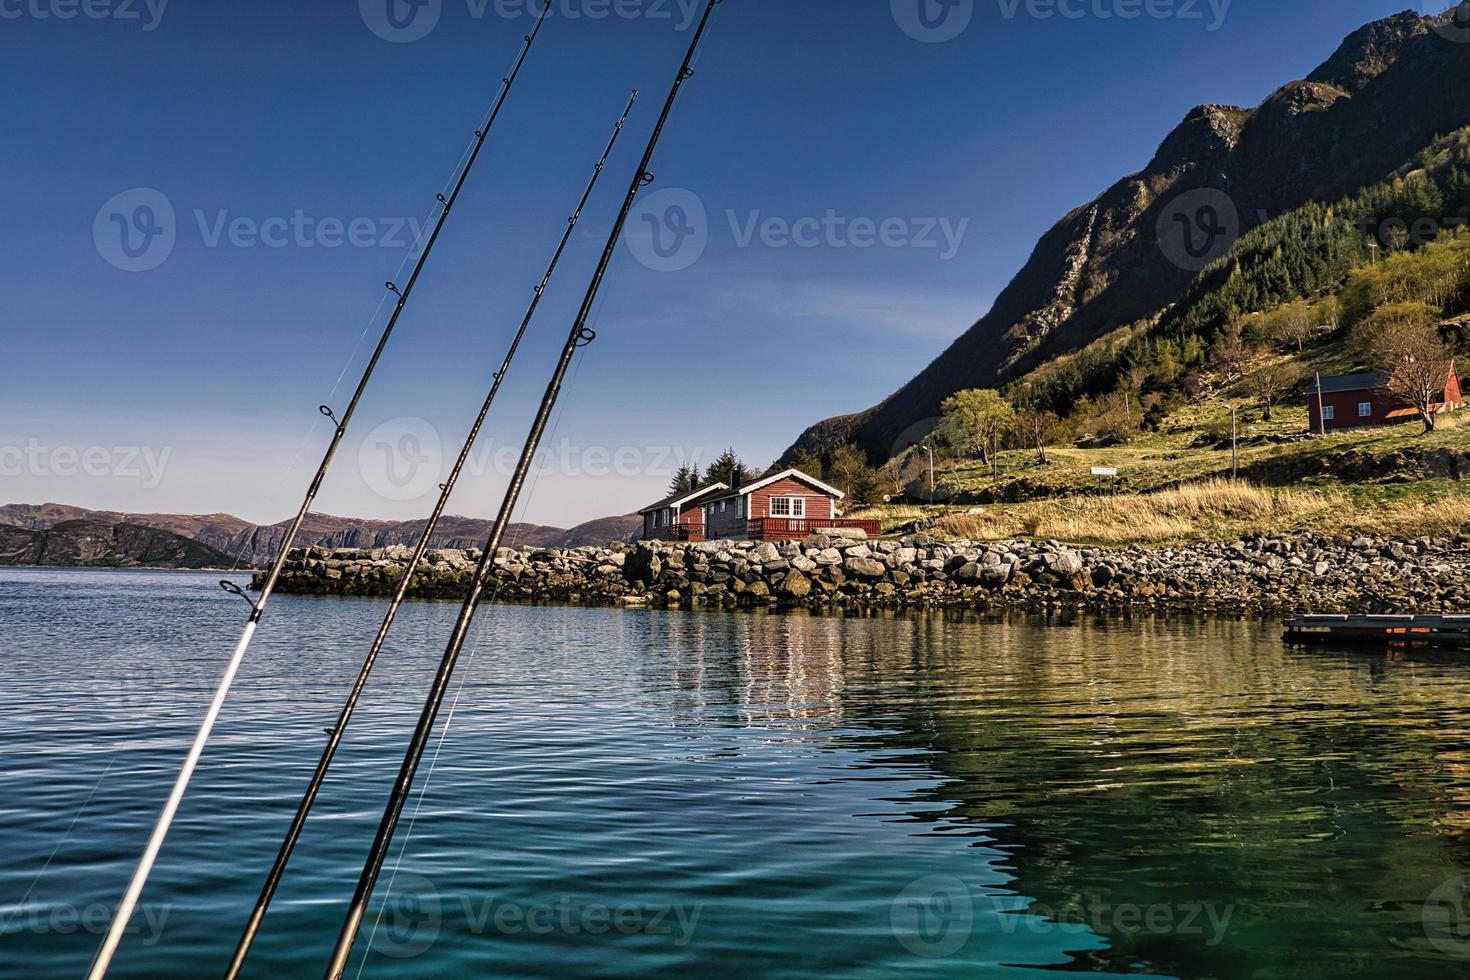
[747, 478, 836, 521]
[704, 497, 749, 540]
[1309, 388, 1401, 431]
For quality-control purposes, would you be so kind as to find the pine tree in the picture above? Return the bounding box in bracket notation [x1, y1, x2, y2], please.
[704, 448, 744, 486]
[668, 464, 698, 496]
[845, 465, 881, 507]
[789, 447, 823, 477]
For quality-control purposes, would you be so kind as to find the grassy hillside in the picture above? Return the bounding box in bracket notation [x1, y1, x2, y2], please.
[847, 330, 1470, 546]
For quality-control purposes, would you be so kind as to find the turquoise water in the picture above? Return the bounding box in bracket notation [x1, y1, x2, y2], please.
[1, 568, 1468, 979]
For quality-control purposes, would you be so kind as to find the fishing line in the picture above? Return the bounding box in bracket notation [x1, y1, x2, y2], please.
[85, 7, 554, 976]
[354, 613, 492, 979]
[0, 759, 116, 937]
[354, 328, 595, 977]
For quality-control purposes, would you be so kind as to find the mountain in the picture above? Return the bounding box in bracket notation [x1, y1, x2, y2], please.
[0, 504, 643, 567]
[785, 7, 1470, 463]
[0, 520, 237, 569]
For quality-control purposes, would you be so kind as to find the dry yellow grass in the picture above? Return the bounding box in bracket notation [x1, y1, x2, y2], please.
[855, 476, 1470, 546]
[845, 504, 929, 523]
[934, 479, 1340, 545]
[1366, 495, 1470, 538]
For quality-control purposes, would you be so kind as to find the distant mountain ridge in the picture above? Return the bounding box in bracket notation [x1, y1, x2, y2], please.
[785, 7, 1470, 463]
[0, 503, 642, 568]
[0, 520, 236, 569]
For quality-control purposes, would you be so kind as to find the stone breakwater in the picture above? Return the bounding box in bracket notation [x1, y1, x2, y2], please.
[255, 532, 1470, 616]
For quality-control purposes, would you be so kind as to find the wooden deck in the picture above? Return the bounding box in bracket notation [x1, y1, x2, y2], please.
[746, 518, 883, 541]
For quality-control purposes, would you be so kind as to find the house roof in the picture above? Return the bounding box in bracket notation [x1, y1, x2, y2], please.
[637, 482, 728, 515]
[700, 468, 846, 504]
[1308, 371, 1390, 395]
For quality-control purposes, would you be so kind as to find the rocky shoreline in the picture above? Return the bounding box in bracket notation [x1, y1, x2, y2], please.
[253, 531, 1470, 616]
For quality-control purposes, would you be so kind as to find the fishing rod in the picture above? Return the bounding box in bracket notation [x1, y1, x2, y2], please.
[84, 8, 554, 979]
[323, 3, 723, 975]
[222, 90, 639, 980]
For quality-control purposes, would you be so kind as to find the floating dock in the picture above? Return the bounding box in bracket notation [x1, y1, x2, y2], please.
[1284, 614, 1470, 647]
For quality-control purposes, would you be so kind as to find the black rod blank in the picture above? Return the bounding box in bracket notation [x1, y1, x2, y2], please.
[223, 89, 636, 980]
[321, 3, 723, 976]
[84, 8, 552, 980]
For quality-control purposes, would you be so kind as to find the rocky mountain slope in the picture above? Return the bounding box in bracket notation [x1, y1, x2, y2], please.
[0, 520, 237, 569]
[0, 503, 642, 567]
[786, 7, 1470, 463]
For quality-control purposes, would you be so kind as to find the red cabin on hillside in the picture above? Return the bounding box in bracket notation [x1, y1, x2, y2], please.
[1306, 367, 1463, 432]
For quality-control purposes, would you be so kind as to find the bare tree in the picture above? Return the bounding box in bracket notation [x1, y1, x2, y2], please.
[1367, 304, 1456, 433]
[1248, 362, 1303, 422]
[1017, 407, 1064, 464]
[1211, 320, 1253, 384]
[880, 453, 910, 497]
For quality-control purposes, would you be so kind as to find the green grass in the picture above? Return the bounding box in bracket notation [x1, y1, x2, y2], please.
[854, 337, 1470, 544]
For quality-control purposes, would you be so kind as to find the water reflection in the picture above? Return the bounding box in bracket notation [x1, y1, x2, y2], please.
[635, 610, 1470, 978]
[2, 571, 1468, 978]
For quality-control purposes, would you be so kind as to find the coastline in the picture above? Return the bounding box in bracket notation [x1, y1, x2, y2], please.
[254, 532, 1470, 618]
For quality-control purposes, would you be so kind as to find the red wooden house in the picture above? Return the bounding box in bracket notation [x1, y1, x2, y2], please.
[1307, 367, 1463, 432]
[638, 482, 728, 541]
[699, 468, 881, 541]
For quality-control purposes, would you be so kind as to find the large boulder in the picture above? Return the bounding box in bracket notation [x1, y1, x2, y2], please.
[952, 562, 982, 583]
[981, 563, 1013, 588]
[778, 570, 813, 598]
[1051, 550, 1084, 576]
[751, 542, 782, 564]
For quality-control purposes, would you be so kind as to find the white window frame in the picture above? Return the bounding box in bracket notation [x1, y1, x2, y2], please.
[769, 496, 806, 519]
[1358, 401, 1373, 418]
[1322, 405, 1336, 421]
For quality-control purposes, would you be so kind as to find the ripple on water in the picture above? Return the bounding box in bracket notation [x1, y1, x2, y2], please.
[1, 570, 1468, 978]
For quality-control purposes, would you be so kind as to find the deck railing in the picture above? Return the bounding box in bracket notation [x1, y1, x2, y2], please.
[747, 517, 883, 541]
[671, 523, 706, 542]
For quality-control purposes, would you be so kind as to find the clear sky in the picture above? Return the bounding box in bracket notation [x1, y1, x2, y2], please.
[0, 0, 1417, 527]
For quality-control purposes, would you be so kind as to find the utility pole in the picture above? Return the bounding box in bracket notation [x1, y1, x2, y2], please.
[919, 443, 935, 500]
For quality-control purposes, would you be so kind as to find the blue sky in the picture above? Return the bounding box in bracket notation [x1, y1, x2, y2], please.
[0, 0, 1418, 527]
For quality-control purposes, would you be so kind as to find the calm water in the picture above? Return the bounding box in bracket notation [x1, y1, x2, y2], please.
[2, 569, 1469, 979]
